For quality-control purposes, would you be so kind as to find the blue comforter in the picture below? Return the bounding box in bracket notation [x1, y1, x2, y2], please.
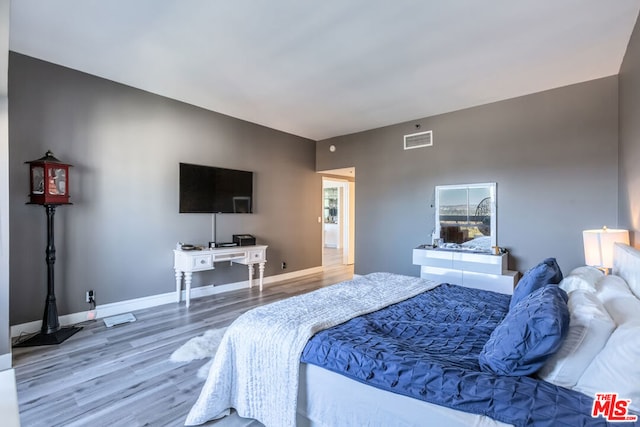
[301, 284, 617, 427]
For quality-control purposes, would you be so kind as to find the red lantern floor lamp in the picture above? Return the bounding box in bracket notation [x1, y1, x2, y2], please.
[15, 151, 82, 347]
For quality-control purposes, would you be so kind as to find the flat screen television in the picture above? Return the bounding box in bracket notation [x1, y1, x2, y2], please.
[179, 163, 253, 213]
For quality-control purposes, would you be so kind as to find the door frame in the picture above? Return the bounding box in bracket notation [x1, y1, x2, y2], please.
[321, 176, 354, 266]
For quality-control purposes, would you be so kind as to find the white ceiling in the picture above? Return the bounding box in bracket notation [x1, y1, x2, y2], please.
[9, 1, 640, 141]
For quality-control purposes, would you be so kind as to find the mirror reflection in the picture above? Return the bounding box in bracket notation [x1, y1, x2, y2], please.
[435, 182, 496, 252]
[324, 187, 338, 224]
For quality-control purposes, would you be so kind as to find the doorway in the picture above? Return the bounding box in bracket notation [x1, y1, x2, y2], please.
[320, 168, 355, 268]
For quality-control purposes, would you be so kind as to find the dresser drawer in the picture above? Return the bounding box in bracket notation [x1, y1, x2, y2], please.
[190, 254, 213, 270]
[452, 252, 506, 274]
[462, 270, 517, 294]
[247, 250, 265, 263]
[412, 248, 454, 268]
[420, 266, 463, 286]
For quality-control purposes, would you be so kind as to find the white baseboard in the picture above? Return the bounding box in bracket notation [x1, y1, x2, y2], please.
[11, 266, 324, 338]
[266, 266, 323, 283]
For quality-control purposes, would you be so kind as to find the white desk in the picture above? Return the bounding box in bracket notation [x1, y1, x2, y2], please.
[413, 247, 517, 294]
[174, 245, 268, 307]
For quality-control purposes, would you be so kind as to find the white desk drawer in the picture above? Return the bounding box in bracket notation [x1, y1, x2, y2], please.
[248, 250, 265, 262]
[190, 254, 213, 270]
[212, 251, 247, 262]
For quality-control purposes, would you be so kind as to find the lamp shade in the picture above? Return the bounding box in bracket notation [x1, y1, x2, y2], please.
[583, 228, 629, 269]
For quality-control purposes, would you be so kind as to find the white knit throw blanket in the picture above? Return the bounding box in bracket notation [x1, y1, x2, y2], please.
[185, 272, 438, 427]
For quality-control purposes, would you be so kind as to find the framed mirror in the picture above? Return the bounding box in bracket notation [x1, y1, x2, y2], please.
[435, 182, 496, 252]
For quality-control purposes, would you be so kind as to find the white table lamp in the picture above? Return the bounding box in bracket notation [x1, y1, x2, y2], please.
[583, 227, 629, 273]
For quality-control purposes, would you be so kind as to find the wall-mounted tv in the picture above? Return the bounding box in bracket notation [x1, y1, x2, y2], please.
[179, 163, 253, 213]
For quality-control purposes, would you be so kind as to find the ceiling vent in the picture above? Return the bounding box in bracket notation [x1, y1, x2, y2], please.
[404, 130, 433, 150]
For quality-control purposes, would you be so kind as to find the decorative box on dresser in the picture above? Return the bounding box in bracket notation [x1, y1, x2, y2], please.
[413, 246, 518, 294]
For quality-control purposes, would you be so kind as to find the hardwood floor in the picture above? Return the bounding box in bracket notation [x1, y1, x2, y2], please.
[322, 246, 343, 267]
[12, 265, 354, 427]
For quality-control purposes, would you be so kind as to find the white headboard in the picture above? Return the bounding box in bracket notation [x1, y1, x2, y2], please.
[612, 243, 640, 299]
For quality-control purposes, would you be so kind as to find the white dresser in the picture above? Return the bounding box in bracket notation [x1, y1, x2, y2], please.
[174, 245, 267, 307]
[413, 247, 517, 294]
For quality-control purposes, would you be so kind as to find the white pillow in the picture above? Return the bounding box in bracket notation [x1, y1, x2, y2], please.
[596, 275, 633, 300]
[574, 321, 640, 413]
[612, 243, 640, 300]
[596, 275, 640, 326]
[537, 290, 615, 387]
[572, 266, 605, 284]
[559, 266, 604, 294]
[602, 297, 640, 326]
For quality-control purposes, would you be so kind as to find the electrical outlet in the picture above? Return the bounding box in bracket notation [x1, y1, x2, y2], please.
[281, 261, 287, 269]
[86, 290, 94, 303]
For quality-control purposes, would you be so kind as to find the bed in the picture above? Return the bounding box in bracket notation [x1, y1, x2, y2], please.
[185, 243, 640, 426]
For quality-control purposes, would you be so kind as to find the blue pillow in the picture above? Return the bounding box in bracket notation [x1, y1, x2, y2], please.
[479, 285, 569, 376]
[509, 258, 563, 310]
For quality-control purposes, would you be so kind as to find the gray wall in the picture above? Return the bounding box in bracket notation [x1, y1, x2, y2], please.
[9, 53, 321, 325]
[317, 77, 619, 276]
[619, 14, 640, 244]
[0, 0, 10, 365]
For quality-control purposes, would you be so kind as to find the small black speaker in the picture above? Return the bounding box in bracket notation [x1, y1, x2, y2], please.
[233, 234, 256, 246]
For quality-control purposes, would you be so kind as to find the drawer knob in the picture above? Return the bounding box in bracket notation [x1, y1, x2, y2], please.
[200, 259, 206, 264]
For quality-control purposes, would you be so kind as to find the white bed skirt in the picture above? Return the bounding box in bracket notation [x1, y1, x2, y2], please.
[296, 363, 512, 427]
[203, 363, 512, 427]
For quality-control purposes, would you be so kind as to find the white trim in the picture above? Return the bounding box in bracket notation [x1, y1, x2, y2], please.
[322, 177, 351, 263]
[0, 353, 11, 371]
[265, 266, 323, 283]
[10, 266, 324, 337]
[1, 98, 10, 373]
[0, 369, 20, 427]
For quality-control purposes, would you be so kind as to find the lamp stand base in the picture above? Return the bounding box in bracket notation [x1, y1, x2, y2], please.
[13, 326, 82, 347]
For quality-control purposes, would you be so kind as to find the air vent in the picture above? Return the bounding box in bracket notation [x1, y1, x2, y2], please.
[404, 130, 433, 150]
